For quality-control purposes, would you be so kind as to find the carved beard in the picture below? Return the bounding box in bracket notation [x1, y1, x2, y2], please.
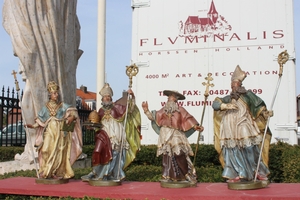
[164, 101, 179, 114]
[101, 101, 113, 110]
[230, 86, 247, 100]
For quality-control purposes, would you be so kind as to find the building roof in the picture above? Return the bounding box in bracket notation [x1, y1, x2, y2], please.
[76, 86, 96, 110]
[199, 18, 214, 26]
[185, 16, 201, 25]
[76, 89, 96, 101]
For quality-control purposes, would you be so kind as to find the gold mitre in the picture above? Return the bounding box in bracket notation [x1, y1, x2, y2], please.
[231, 65, 247, 82]
[99, 83, 113, 97]
[47, 81, 59, 93]
[88, 110, 100, 123]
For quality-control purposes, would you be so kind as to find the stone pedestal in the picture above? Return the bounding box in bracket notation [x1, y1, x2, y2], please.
[72, 158, 91, 169]
[0, 158, 91, 175]
[0, 159, 38, 175]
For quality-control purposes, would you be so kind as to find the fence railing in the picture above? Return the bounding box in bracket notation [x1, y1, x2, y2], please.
[0, 86, 95, 146]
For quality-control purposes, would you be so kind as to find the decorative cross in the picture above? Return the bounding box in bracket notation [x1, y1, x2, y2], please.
[193, 72, 214, 165]
[202, 73, 214, 98]
[11, 70, 17, 80]
[11, 70, 20, 91]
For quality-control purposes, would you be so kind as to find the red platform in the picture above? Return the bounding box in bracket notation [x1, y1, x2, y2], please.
[0, 177, 299, 199]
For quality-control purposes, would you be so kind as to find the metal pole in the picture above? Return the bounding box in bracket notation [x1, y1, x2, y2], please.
[96, 0, 106, 110]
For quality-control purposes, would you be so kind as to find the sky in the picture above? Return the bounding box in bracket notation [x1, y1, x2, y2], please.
[0, 0, 299, 101]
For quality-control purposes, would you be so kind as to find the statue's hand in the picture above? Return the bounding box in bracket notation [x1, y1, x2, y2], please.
[24, 124, 33, 128]
[24, 123, 39, 128]
[263, 110, 274, 119]
[194, 125, 204, 132]
[141, 101, 149, 112]
[220, 103, 238, 110]
[66, 116, 75, 124]
[127, 89, 135, 98]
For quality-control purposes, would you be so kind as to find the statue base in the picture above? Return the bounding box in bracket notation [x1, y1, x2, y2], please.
[35, 178, 69, 185]
[88, 180, 122, 187]
[227, 180, 270, 190]
[160, 180, 197, 188]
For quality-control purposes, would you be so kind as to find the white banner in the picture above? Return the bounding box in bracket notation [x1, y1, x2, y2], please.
[131, 0, 297, 145]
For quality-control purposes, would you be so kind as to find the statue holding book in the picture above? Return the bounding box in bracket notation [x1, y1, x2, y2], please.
[26, 81, 82, 183]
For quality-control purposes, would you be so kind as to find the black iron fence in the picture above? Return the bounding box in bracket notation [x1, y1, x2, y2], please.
[0, 86, 95, 146]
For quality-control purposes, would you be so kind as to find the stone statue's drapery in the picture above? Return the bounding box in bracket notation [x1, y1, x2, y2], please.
[3, 0, 82, 109]
[2, 0, 83, 161]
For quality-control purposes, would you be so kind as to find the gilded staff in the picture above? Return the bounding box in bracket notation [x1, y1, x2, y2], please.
[126, 64, 139, 88]
[117, 63, 139, 180]
[11, 70, 39, 178]
[254, 50, 289, 182]
[278, 50, 289, 77]
[193, 73, 214, 165]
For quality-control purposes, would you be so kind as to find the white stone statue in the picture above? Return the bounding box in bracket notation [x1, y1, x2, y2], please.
[2, 0, 83, 162]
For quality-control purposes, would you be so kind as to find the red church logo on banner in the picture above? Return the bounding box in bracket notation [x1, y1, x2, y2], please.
[178, 0, 232, 37]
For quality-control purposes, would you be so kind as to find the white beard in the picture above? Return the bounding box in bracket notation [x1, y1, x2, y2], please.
[101, 101, 113, 109]
[164, 101, 179, 114]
